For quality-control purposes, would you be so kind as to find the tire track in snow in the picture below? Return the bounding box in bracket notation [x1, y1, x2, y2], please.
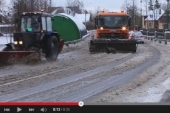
[49, 44, 160, 102]
[0, 52, 138, 102]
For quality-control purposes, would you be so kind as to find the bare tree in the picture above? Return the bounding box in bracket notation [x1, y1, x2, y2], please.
[7, 0, 50, 25]
[66, 0, 84, 13]
[10, 0, 50, 18]
[121, 0, 141, 30]
[0, 0, 6, 13]
[121, 0, 130, 13]
[160, 3, 167, 11]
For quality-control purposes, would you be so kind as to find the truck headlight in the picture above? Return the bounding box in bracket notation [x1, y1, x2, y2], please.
[100, 27, 103, 30]
[14, 41, 18, 45]
[19, 41, 23, 45]
[122, 27, 126, 31]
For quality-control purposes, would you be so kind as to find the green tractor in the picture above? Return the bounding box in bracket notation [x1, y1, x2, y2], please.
[0, 11, 64, 64]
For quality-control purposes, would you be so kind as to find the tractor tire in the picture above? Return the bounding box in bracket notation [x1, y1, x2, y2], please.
[45, 35, 59, 61]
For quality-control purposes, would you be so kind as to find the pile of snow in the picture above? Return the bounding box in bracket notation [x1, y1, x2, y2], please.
[0, 35, 13, 51]
[0, 44, 6, 51]
[61, 31, 93, 53]
[0, 36, 13, 45]
[132, 77, 170, 103]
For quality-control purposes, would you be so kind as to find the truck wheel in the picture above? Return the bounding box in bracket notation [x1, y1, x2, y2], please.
[45, 36, 59, 61]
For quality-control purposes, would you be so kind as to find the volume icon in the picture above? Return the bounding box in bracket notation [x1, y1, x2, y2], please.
[40, 108, 47, 112]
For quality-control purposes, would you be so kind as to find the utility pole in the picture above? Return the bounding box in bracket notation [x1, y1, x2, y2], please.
[50, 0, 51, 7]
[140, 0, 142, 29]
[145, 0, 148, 30]
[133, 0, 135, 30]
[167, 0, 170, 29]
[126, 0, 128, 13]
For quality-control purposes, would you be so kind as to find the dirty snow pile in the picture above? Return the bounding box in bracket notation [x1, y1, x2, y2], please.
[107, 41, 170, 103]
[0, 45, 5, 51]
[0, 35, 13, 51]
[61, 32, 93, 53]
[0, 35, 13, 44]
[84, 40, 170, 103]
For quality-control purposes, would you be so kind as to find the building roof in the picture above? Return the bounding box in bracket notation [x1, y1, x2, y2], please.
[145, 8, 164, 21]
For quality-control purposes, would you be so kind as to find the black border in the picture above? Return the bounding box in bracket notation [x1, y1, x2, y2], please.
[1, 105, 170, 113]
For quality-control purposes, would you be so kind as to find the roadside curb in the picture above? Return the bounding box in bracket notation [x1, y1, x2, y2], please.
[64, 33, 90, 45]
[64, 30, 95, 45]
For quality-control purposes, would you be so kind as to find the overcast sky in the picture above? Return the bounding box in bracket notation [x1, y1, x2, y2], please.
[52, 0, 134, 11]
[52, 0, 127, 11]
[52, 0, 167, 11]
[5, 0, 167, 12]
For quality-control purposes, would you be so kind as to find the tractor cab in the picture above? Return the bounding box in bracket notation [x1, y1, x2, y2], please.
[18, 12, 52, 33]
[13, 12, 55, 49]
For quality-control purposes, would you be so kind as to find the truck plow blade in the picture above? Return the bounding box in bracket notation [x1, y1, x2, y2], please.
[0, 51, 39, 65]
[89, 39, 137, 53]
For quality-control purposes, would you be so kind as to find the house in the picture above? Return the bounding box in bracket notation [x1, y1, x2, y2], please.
[142, 8, 167, 30]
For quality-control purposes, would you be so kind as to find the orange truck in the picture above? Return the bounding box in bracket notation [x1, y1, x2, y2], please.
[89, 10, 137, 53]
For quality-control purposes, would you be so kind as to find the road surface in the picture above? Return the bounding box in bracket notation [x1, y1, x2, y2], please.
[0, 32, 170, 103]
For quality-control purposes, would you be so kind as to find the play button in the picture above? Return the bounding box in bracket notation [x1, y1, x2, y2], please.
[17, 107, 22, 112]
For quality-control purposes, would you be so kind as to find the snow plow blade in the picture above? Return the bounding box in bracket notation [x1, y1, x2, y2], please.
[89, 39, 137, 53]
[0, 51, 38, 65]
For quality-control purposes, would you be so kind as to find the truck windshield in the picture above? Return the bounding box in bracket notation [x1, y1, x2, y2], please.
[20, 15, 41, 32]
[98, 16, 128, 28]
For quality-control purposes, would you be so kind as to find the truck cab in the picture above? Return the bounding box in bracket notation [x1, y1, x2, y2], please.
[94, 10, 131, 39]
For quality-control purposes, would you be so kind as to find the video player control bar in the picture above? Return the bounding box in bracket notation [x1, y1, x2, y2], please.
[0, 102, 84, 113]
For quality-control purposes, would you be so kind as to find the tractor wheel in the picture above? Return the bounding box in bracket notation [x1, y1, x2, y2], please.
[45, 36, 59, 61]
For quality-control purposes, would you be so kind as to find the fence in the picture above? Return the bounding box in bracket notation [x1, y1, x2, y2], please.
[0, 24, 15, 34]
[141, 30, 170, 44]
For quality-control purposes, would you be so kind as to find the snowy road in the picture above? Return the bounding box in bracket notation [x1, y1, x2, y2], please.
[0, 32, 170, 103]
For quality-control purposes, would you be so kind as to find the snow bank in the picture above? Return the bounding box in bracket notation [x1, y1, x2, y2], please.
[0, 44, 6, 51]
[0, 36, 13, 51]
[137, 77, 170, 103]
[0, 36, 13, 44]
[61, 31, 93, 53]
